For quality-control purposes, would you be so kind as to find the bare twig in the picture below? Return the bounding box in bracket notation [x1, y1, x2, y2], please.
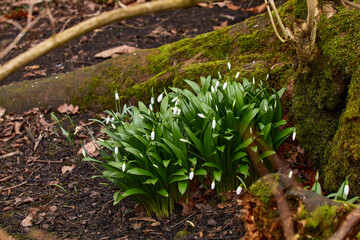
[1, 181, 28, 191]
[342, 0, 360, 9]
[45, 0, 56, 35]
[0, 17, 23, 31]
[0, 0, 209, 81]
[27, 1, 35, 25]
[329, 206, 360, 240]
[265, 0, 287, 43]
[0, 151, 21, 160]
[0, 11, 46, 60]
[0, 175, 12, 183]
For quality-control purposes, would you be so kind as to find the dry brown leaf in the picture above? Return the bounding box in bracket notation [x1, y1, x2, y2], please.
[0, 107, 5, 118]
[79, 141, 99, 157]
[24, 108, 40, 115]
[24, 65, 40, 71]
[95, 45, 140, 58]
[61, 165, 76, 174]
[57, 103, 79, 114]
[21, 214, 33, 227]
[151, 221, 161, 227]
[213, 21, 228, 31]
[14, 121, 22, 134]
[213, 1, 228, 7]
[217, 202, 232, 209]
[226, 3, 241, 10]
[197, 2, 213, 8]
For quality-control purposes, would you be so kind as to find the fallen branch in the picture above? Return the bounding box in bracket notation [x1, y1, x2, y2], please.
[0, 151, 21, 160]
[0, 0, 208, 82]
[1, 181, 28, 191]
[330, 206, 360, 240]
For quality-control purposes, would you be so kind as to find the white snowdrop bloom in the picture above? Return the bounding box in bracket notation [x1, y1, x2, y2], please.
[253, 77, 255, 85]
[139, 114, 144, 119]
[292, 131, 296, 141]
[344, 184, 349, 196]
[115, 92, 119, 100]
[215, 81, 220, 89]
[218, 71, 222, 79]
[212, 117, 216, 129]
[180, 138, 190, 143]
[266, 74, 269, 80]
[157, 93, 163, 103]
[227, 62, 231, 70]
[151, 130, 155, 140]
[176, 108, 181, 115]
[209, 93, 213, 101]
[189, 171, 194, 180]
[249, 127, 253, 135]
[153, 164, 159, 169]
[288, 170, 293, 179]
[198, 113, 206, 119]
[122, 163, 126, 172]
[175, 99, 180, 106]
[106, 116, 110, 124]
[151, 97, 155, 105]
[223, 82, 228, 90]
[111, 124, 116, 129]
[139, 153, 144, 158]
[264, 105, 268, 112]
[171, 97, 178, 103]
[172, 107, 178, 115]
[235, 71, 240, 79]
[114, 146, 119, 155]
[211, 85, 215, 93]
[111, 117, 114, 122]
[211, 181, 216, 190]
[236, 186, 242, 195]
[260, 80, 263, 85]
[215, 105, 219, 112]
[82, 148, 86, 158]
[149, 104, 153, 111]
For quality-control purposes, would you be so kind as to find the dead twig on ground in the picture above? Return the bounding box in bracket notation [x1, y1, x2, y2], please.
[0, 175, 12, 183]
[0, 151, 21, 160]
[330, 206, 360, 240]
[341, 0, 360, 9]
[1, 181, 28, 191]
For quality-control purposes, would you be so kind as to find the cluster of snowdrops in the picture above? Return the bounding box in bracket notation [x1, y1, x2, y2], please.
[82, 69, 296, 217]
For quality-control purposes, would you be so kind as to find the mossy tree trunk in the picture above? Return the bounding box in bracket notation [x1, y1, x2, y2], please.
[0, 0, 359, 195]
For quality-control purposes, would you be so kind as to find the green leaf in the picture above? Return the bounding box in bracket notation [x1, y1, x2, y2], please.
[260, 151, 276, 159]
[169, 175, 189, 184]
[117, 188, 148, 202]
[273, 127, 294, 149]
[216, 145, 225, 152]
[189, 157, 197, 166]
[213, 170, 222, 182]
[250, 145, 258, 153]
[157, 188, 169, 197]
[202, 162, 221, 170]
[127, 168, 156, 178]
[234, 138, 254, 152]
[163, 160, 170, 168]
[160, 95, 169, 114]
[238, 164, 249, 177]
[232, 151, 247, 162]
[195, 169, 207, 176]
[143, 178, 158, 185]
[113, 191, 121, 205]
[185, 80, 201, 94]
[178, 181, 188, 195]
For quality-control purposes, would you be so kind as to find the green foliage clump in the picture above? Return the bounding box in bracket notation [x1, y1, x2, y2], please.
[249, 179, 273, 204]
[83, 69, 294, 217]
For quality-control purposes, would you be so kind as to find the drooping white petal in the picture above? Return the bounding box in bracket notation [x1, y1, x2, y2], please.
[212, 118, 216, 129]
[211, 85, 215, 93]
[172, 107, 178, 115]
[171, 97, 178, 103]
[106, 116, 110, 124]
[189, 171, 194, 180]
[288, 170, 293, 179]
[344, 184, 349, 196]
[235, 71, 240, 79]
[139, 153, 143, 158]
[211, 181, 215, 190]
[264, 105, 267, 112]
[215, 105, 219, 112]
[223, 82, 228, 90]
[111, 124, 116, 129]
[151, 97, 155, 105]
[157, 93, 163, 103]
[198, 113, 206, 119]
[177, 108, 181, 115]
[122, 163, 126, 172]
[115, 92, 119, 100]
[249, 127, 253, 135]
[227, 62, 231, 70]
[82, 148, 86, 158]
[180, 138, 190, 143]
[292, 131, 296, 141]
[215, 81, 220, 89]
[149, 104, 153, 111]
[236, 186, 242, 195]
[151, 130, 155, 140]
[114, 146, 119, 155]
[253, 77, 255, 85]
[153, 164, 159, 168]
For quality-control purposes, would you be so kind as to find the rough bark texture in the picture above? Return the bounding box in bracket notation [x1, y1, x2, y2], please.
[240, 174, 359, 239]
[0, 0, 359, 195]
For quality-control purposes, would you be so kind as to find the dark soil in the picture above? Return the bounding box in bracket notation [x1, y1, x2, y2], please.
[0, 1, 277, 239]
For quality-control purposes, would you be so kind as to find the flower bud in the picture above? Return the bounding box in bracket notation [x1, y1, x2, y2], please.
[114, 147, 119, 155]
[198, 113, 206, 119]
[212, 117, 216, 129]
[151, 130, 155, 140]
[288, 170, 293, 179]
[292, 131, 296, 141]
[189, 171, 194, 180]
[344, 184, 349, 196]
[223, 82, 228, 90]
[227, 62, 231, 70]
[211, 181, 215, 190]
[236, 186, 242, 195]
[122, 163, 126, 172]
[151, 97, 155, 105]
[157, 93, 163, 103]
[115, 92, 119, 100]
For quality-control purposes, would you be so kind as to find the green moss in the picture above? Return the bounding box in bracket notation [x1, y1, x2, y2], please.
[293, 0, 308, 19]
[250, 179, 273, 204]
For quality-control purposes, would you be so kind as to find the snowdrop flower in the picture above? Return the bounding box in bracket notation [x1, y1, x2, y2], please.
[292, 131, 296, 141]
[211, 181, 216, 190]
[215, 81, 220, 89]
[180, 138, 190, 143]
[122, 163, 126, 172]
[139, 114, 144, 119]
[149, 104, 153, 111]
[139, 153, 143, 158]
[189, 170, 194, 180]
[212, 117, 216, 129]
[115, 92, 119, 100]
[227, 62, 231, 70]
[151, 97, 155, 105]
[252, 77, 255, 85]
[151, 130, 155, 140]
[266, 74, 269, 80]
[264, 105, 268, 112]
[344, 184, 349, 196]
[106, 116, 110, 124]
[157, 93, 163, 103]
[249, 127, 253, 135]
[211, 85, 215, 93]
[82, 148, 86, 158]
[215, 105, 219, 112]
[172, 107, 178, 115]
[198, 113, 206, 119]
[114, 146, 119, 155]
[153, 164, 159, 169]
[218, 71, 222, 79]
[171, 97, 178, 103]
[223, 82, 228, 90]
[111, 124, 116, 129]
[288, 170, 293, 179]
[176, 108, 181, 115]
[235, 71, 240, 79]
[236, 186, 242, 195]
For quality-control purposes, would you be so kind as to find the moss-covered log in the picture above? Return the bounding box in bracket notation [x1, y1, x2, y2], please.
[0, 0, 359, 195]
[240, 174, 359, 239]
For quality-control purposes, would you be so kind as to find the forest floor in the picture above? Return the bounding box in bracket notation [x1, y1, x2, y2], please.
[0, 0, 313, 239]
